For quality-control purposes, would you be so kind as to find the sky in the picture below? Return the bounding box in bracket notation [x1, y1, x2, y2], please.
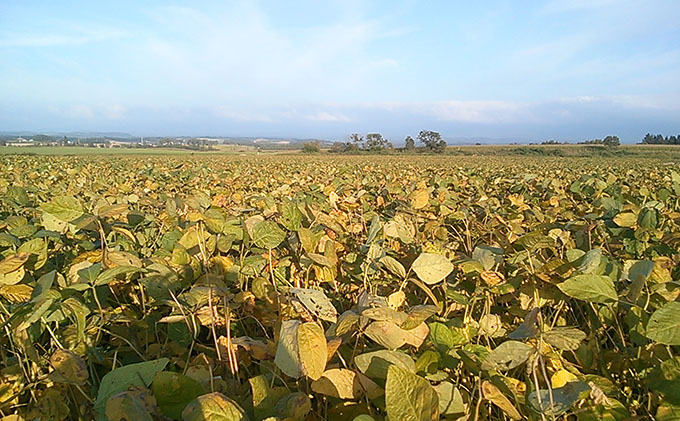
[1, 0, 679, 143]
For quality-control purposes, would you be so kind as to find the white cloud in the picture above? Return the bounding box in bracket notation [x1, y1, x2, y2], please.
[0, 27, 127, 47]
[366, 94, 680, 125]
[214, 108, 274, 123]
[214, 107, 350, 123]
[119, 4, 401, 104]
[304, 112, 350, 122]
[368, 100, 532, 124]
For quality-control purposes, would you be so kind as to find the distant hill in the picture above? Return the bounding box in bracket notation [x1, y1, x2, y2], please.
[0, 131, 134, 138]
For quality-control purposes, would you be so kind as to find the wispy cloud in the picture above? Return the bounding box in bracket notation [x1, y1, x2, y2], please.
[47, 104, 127, 120]
[304, 112, 351, 122]
[367, 100, 532, 124]
[214, 107, 350, 123]
[0, 28, 127, 47]
[213, 108, 275, 123]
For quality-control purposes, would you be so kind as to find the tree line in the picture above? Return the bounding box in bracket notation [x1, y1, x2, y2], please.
[303, 130, 447, 154]
[539, 135, 620, 146]
[640, 133, 680, 145]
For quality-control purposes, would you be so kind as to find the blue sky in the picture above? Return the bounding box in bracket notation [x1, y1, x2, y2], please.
[1, 0, 679, 142]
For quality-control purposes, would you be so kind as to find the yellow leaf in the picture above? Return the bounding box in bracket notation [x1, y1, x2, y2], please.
[551, 369, 578, 388]
[0, 284, 33, 303]
[297, 322, 327, 380]
[481, 381, 522, 420]
[311, 369, 362, 399]
[50, 349, 88, 385]
[0, 267, 25, 286]
[0, 253, 30, 275]
[388, 290, 406, 309]
[409, 189, 429, 209]
[480, 270, 505, 286]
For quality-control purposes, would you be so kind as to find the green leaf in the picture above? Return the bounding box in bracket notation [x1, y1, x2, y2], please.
[558, 274, 618, 304]
[94, 358, 169, 421]
[428, 322, 455, 351]
[622, 259, 655, 301]
[472, 245, 503, 270]
[106, 390, 154, 421]
[280, 200, 303, 231]
[274, 392, 311, 419]
[249, 375, 288, 420]
[646, 302, 680, 345]
[385, 365, 439, 421]
[577, 248, 602, 274]
[252, 220, 286, 249]
[543, 327, 587, 351]
[657, 402, 680, 421]
[527, 381, 589, 417]
[411, 253, 453, 285]
[433, 382, 464, 415]
[40, 196, 84, 222]
[481, 341, 534, 371]
[151, 371, 205, 420]
[638, 208, 658, 229]
[17, 238, 48, 270]
[181, 392, 249, 421]
[402, 305, 439, 330]
[94, 265, 144, 286]
[644, 357, 680, 405]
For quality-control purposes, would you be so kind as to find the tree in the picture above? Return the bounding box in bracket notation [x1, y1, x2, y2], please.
[302, 141, 320, 153]
[404, 136, 415, 151]
[640, 133, 680, 145]
[329, 141, 358, 153]
[33, 134, 54, 143]
[348, 133, 364, 149]
[364, 133, 391, 152]
[602, 135, 620, 147]
[417, 130, 447, 153]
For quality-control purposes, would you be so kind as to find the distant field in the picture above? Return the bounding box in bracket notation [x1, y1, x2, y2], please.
[445, 144, 680, 159]
[2, 144, 679, 159]
[0, 144, 286, 156]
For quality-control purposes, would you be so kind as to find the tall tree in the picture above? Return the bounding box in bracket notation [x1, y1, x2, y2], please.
[404, 136, 415, 150]
[348, 133, 364, 148]
[603, 135, 620, 147]
[364, 133, 390, 152]
[417, 130, 447, 153]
